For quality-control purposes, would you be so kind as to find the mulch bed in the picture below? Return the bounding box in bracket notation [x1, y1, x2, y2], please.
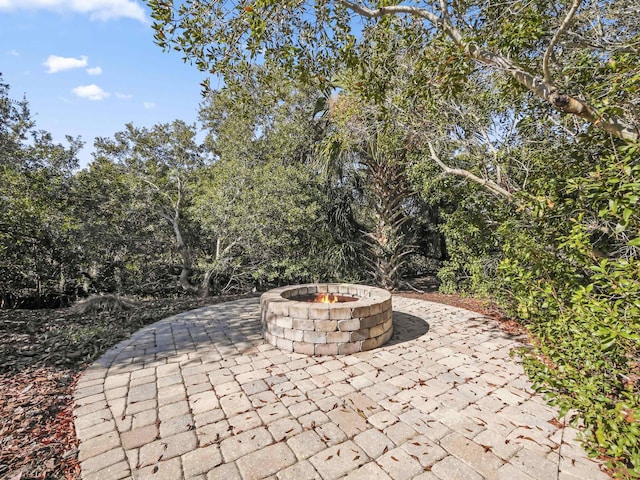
[0, 367, 79, 480]
[0, 290, 523, 480]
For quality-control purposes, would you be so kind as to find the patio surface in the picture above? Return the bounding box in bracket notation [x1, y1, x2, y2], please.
[73, 296, 608, 480]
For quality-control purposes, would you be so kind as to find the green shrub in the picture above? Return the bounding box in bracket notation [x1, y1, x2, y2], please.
[496, 145, 640, 476]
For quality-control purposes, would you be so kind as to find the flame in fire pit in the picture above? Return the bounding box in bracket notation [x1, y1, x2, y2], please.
[293, 292, 358, 303]
[317, 293, 339, 304]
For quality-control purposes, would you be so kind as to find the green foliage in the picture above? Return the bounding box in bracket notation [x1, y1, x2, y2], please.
[193, 157, 331, 290]
[318, 19, 453, 288]
[1, 72, 370, 304]
[70, 158, 178, 296]
[198, 76, 374, 290]
[0, 75, 84, 306]
[493, 144, 640, 476]
[408, 48, 639, 470]
[91, 120, 208, 294]
[147, 0, 640, 142]
[437, 209, 499, 296]
[321, 103, 420, 288]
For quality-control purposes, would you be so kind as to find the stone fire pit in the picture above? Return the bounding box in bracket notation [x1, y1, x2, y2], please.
[260, 283, 393, 355]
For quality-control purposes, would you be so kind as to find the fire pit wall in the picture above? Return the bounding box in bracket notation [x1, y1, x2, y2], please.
[260, 284, 393, 355]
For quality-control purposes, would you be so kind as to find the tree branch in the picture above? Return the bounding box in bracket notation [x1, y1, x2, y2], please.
[427, 142, 515, 201]
[337, 0, 438, 24]
[140, 176, 175, 206]
[465, 44, 640, 141]
[543, 0, 582, 83]
[564, 32, 640, 55]
[336, 0, 639, 142]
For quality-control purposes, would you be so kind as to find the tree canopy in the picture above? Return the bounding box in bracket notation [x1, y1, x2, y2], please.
[148, 0, 640, 141]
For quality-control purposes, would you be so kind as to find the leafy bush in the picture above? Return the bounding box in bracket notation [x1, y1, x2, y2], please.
[496, 145, 640, 476]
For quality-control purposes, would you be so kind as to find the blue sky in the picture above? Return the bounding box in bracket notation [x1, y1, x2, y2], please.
[0, 0, 214, 167]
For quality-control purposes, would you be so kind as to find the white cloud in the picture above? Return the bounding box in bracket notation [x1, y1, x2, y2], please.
[0, 0, 147, 24]
[116, 92, 133, 99]
[72, 84, 110, 101]
[7, 49, 19, 56]
[86, 66, 102, 76]
[44, 55, 88, 73]
[143, 101, 156, 109]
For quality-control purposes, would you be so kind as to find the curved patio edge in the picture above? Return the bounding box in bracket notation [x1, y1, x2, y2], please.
[73, 296, 608, 480]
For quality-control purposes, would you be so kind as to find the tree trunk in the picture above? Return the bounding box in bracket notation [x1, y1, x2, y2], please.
[364, 149, 415, 289]
[165, 210, 199, 294]
[201, 268, 215, 297]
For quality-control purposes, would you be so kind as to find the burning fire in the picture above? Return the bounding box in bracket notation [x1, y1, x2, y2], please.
[317, 293, 339, 304]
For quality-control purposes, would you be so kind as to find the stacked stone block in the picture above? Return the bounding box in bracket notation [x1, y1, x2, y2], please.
[260, 283, 393, 355]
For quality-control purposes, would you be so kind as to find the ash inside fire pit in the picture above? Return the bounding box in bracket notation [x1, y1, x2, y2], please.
[260, 283, 393, 355]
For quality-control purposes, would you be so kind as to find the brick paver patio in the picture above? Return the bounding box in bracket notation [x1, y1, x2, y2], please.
[73, 296, 608, 480]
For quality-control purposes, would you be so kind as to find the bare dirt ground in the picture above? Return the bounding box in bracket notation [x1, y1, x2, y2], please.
[0, 289, 522, 480]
